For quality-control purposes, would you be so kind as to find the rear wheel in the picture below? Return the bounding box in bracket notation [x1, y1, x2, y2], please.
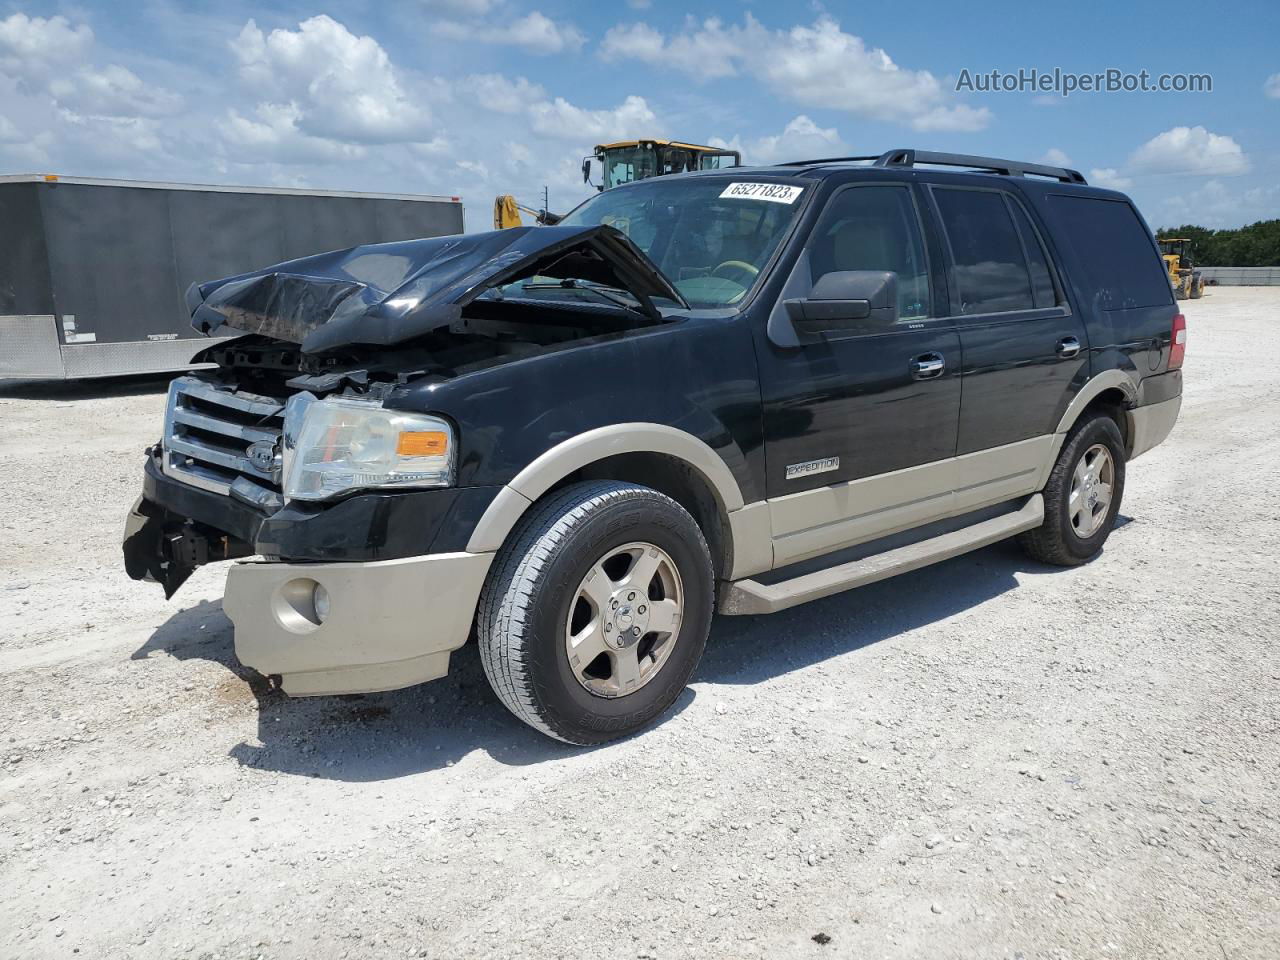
[1018, 412, 1126, 566]
[477, 481, 714, 744]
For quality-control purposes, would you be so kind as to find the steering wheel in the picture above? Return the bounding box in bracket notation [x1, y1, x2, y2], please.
[711, 260, 759, 287]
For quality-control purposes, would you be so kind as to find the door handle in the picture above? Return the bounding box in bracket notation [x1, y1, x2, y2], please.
[911, 353, 945, 380]
[1056, 336, 1081, 359]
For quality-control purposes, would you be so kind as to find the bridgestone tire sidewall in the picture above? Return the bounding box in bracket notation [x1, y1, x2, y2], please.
[524, 496, 712, 742]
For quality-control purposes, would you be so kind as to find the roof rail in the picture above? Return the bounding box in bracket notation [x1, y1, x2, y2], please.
[876, 149, 1087, 184]
[775, 155, 881, 167]
[777, 149, 1089, 185]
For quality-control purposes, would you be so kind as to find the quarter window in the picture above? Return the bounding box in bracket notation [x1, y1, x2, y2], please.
[934, 188, 1036, 315]
[1046, 195, 1173, 309]
[806, 185, 931, 320]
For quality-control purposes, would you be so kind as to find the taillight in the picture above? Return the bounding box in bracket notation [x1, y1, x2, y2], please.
[1169, 312, 1186, 370]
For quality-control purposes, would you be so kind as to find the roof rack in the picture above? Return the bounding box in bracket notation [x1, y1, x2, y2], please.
[777, 149, 1088, 185]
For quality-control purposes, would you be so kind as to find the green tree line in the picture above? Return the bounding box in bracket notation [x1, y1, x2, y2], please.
[1156, 221, 1280, 267]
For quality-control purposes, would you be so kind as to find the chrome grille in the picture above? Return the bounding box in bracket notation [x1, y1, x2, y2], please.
[162, 375, 285, 505]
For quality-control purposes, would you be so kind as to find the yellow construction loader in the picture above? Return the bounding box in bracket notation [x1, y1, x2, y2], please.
[495, 139, 742, 229]
[582, 139, 741, 192]
[1159, 237, 1203, 300]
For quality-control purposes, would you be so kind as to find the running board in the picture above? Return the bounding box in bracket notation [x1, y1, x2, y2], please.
[719, 494, 1044, 616]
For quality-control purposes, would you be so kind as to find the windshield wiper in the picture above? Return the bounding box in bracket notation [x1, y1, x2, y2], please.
[521, 278, 644, 313]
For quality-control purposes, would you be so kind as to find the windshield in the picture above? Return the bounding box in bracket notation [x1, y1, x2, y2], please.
[558, 177, 807, 307]
[601, 146, 659, 190]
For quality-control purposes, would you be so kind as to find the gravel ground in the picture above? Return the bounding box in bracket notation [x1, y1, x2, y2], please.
[2, 287, 1278, 960]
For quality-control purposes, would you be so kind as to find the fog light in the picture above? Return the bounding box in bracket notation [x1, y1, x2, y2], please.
[272, 577, 327, 633]
[312, 583, 331, 623]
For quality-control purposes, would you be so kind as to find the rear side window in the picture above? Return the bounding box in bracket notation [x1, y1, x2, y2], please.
[933, 188, 1034, 314]
[1046, 195, 1172, 309]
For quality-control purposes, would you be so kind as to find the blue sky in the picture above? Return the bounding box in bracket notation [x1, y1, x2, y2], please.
[1, 0, 1277, 232]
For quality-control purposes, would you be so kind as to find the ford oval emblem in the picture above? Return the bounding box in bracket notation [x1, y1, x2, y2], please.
[246, 439, 281, 473]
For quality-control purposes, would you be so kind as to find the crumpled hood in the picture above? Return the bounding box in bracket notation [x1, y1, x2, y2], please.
[186, 224, 686, 355]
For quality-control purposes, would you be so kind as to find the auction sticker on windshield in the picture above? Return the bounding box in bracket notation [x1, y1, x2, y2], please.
[719, 183, 804, 204]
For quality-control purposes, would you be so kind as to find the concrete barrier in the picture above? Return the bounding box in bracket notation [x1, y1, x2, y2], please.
[1198, 266, 1280, 286]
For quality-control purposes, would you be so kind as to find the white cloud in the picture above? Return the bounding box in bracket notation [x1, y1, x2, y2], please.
[627, 0, 652, 8]
[600, 18, 739, 78]
[599, 23, 665, 62]
[1088, 167, 1132, 190]
[479, 12, 585, 55]
[597, 15, 989, 132]
[909, 104, 991, 133]
[467, 73, 546, 114]
[0, 12, 187, 169]
[1038, 148, 1072, 166]
[49, 64, 183, 118]
[55, 110, 166, 155]
[754, 18, 990, 131]
[528, 94, 656, 141]
[421, 0, 496, 13]
[0, 13, 93, 77]
[1129, 126, 1249, 176]
[0, 113, 23, 142]
[712, 115, 845, 165]
[410, 136, 452, 157]
[1152, 179, 1280, 229]
[455, 158, 489, 180]
[1265, 73, 1280, 99]
[231, 16, 433, 144]
[0, 129, 53, 166]
[219, 102, 365, 164]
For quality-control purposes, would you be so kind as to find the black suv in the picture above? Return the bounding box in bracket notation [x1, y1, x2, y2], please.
[124, 149, 1184, 743]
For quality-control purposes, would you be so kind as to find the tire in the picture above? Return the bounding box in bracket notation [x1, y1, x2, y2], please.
[1018, 412, 1126, 567]
[476, 480, 714, 745]
[1190, 277, 1204, 299]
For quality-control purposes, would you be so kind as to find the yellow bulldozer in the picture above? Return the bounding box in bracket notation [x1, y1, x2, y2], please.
[1159, 237, 1204, 300]
[494, 139, 741, 229]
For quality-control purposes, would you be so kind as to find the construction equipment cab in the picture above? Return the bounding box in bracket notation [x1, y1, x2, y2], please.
[584, 139, 741, 191]
[1158, 237, 1204, 300]
[123, 148, 1184, 745]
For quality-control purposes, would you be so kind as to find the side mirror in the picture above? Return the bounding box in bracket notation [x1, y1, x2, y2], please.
[581, 158, 592, 184]
[784, 270, 899, 334]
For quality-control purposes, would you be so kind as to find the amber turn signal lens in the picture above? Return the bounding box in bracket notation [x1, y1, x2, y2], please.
[396, 430, 449, 457]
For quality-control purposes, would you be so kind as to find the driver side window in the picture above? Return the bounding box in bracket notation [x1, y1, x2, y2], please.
[806, 185, 932, 321]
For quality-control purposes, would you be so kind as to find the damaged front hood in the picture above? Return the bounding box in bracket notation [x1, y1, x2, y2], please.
[186, 225, 688, 355]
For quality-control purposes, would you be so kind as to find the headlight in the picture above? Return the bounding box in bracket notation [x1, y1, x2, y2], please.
[282, 393, 455, 501]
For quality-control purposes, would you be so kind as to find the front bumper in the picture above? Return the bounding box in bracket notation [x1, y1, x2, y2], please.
[123, 450, 501, 597]
[134, 450, 500, 563]
[224, 551, 493, 696]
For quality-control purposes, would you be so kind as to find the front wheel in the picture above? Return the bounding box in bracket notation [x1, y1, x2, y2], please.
[477, 481, 714, 744]
[1018, 412, 1126, 566]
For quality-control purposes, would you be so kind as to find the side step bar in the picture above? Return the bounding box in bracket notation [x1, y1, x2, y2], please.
[719, 494, 1044, 616]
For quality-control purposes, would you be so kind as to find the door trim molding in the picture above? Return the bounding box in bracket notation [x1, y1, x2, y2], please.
[768, 435, 1051, 567]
